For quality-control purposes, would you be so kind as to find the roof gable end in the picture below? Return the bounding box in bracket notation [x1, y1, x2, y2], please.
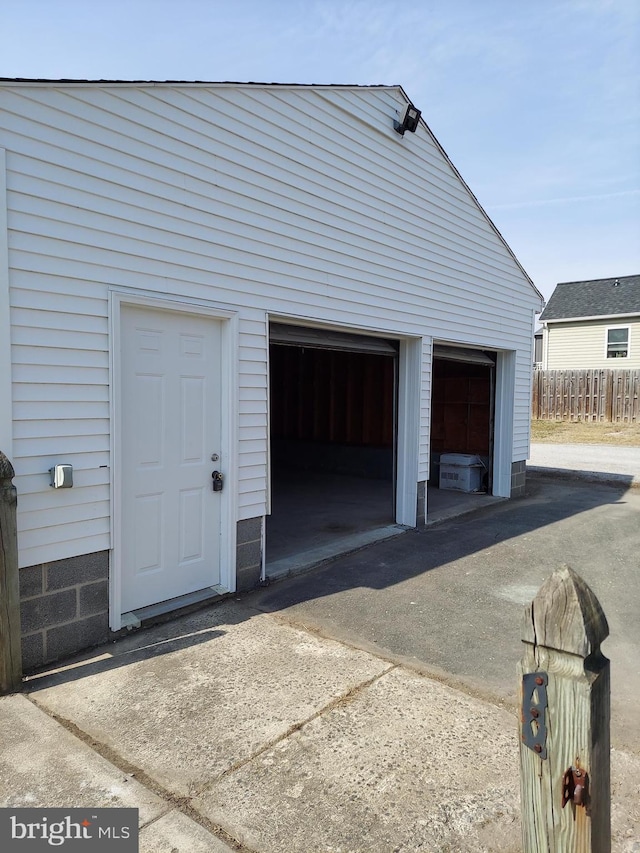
[0, 78, 543, 303]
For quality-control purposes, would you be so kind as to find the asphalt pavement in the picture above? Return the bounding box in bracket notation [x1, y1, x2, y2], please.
[1, 475, 639, 852]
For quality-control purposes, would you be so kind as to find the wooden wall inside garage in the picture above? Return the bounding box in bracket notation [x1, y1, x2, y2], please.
[430, 359, 492, 455]
[270, 345, 395, 447]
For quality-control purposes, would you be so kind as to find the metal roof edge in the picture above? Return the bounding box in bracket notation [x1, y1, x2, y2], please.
[542, 312, 640, 324]
[554, 274, 639, 287]
[0, 78, 403, 91]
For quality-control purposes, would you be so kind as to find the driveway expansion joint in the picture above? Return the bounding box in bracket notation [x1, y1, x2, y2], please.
[260, 608, 521, 715]
[24, 695, 258, 853]
[193, 664, 398, 799]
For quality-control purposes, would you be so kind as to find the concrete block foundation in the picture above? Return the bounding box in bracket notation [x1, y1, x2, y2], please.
[416, 481, 427, 525]
[18, 520, 266, 670]
[19, 551, 110, 671]
[236, 517, 263, 591]
[511, 460, 527, 498]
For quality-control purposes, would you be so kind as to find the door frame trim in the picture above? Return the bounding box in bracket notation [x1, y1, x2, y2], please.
[493, 350, 516, 497]
[395, 337, 420, 526]
[109, 290, 238, 631]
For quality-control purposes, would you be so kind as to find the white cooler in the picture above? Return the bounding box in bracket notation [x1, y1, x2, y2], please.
[439, 453, 484, 493]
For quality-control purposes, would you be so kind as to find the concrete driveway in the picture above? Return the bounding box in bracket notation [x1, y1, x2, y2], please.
[1, 475, 639, 852]
[252, 474, 640, 753]
[529, 442, 640, 485]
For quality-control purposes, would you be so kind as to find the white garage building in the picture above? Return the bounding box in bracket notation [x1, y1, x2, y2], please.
[0, 80, 543, 668]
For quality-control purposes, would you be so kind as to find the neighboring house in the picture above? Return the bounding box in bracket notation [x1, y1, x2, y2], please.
[538, 275, 640, 369]
[533, 328, 543, 368]
[0, 80, 543, 669]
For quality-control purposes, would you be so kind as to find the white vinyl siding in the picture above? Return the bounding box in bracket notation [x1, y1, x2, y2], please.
[546, 318, 640, 369]
[1, 83, 540, 567]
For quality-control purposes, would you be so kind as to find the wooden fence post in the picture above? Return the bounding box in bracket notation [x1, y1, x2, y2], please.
[0, 451, 22, 693]
[519, 565, 610, 852]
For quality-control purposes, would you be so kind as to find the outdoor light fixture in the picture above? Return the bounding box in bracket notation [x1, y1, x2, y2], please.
[394, 103, 421, 136]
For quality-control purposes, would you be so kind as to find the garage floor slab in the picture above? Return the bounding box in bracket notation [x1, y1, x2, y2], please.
[266, 469, 501, 575]
[266, 470, 394, 565]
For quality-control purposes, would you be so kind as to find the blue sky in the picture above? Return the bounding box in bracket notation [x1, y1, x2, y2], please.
[3, 0, 639, 305]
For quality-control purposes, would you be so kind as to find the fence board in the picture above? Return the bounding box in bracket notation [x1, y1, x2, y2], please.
[532, 369, 639, 422]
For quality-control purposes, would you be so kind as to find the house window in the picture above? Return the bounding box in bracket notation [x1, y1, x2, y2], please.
[606, 327, 629, 358]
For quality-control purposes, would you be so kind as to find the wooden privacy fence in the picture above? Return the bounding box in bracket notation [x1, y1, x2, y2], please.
[532, 368, 640, 422]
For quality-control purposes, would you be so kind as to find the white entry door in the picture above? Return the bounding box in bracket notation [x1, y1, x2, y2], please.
[120, 304, 222, 612]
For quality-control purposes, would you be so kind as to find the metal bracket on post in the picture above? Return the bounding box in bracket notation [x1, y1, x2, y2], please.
[562, 766, 590, 811]
[521, 671, 548, 758]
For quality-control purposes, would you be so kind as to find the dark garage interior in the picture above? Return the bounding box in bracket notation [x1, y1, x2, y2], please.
[266, 325, 398, 574]
[428, 348, 495, 509]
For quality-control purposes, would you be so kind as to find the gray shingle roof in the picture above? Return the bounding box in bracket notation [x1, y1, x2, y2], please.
[539, 274, 640, 321]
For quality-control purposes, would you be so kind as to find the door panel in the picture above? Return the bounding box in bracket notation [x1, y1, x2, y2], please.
[120, 305, 222, 612]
